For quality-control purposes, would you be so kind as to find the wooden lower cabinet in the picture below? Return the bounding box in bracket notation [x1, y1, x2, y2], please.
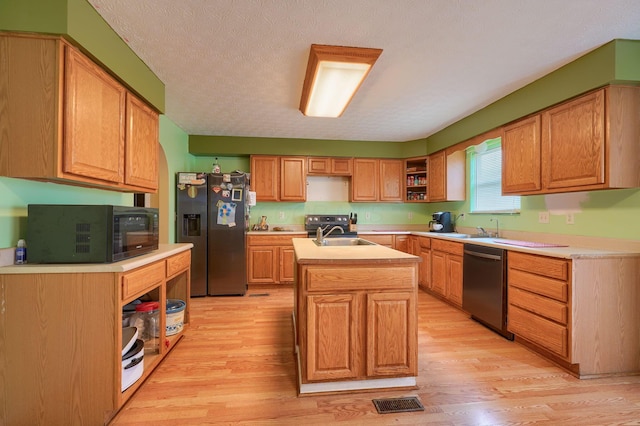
[0, 247, 191, 425]
[507, 251, 640, 378]
[361, 233, 410, 252]
[247, 234, 303, 284]
[306, 293, 359, 381]
[429, 239, 463, 307]
[417, 237, 431, 291]
[297, 262, 418, 386]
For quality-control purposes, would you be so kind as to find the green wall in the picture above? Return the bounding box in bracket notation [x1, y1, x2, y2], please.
[189, 136, 427, 159]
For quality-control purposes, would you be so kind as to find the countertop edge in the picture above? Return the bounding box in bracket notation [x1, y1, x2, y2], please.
[0, 243, 193, 274]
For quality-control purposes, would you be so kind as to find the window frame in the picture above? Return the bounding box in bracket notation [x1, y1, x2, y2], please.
[467, 137, 520, 214]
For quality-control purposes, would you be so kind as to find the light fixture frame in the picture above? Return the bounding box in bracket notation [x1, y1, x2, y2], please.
[299, 44, 383, 118]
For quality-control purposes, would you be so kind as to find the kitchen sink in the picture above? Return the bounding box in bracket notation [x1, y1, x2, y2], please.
[313, 238, 376, 247]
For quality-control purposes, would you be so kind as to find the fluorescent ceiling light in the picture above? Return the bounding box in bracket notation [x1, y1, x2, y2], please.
[300, 44, 383, 118]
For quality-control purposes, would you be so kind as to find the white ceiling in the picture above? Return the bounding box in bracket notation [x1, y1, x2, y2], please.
[88, 0, 640, 142]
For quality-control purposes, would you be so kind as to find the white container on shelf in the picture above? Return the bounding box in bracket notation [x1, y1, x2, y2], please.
[121, 339, 144, 392]
[166, 299, 186, 336]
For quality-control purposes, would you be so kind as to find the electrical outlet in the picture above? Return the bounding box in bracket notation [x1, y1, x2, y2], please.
[458, 213, 465, 222]
[365, 212, 371, 220]
[279, 211, 285, 219]
[566, 213, 575, 224]
[539, 211, 550, 224]
[408, 212, 413, 220]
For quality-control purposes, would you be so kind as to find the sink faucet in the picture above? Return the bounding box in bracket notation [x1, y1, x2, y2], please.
[316, 225, 345, 244]
[491, 217, 499, 238]
[476, 226, 490, 237]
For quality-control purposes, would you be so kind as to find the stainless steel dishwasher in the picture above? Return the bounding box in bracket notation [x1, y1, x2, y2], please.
[462, 243, 514, 340]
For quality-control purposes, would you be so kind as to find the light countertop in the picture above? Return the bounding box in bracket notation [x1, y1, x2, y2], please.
[293, 237, 420, 264]
[0, 243, 193, 274]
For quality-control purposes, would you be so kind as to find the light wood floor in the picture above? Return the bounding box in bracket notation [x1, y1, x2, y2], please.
[112, 287, 640, 425]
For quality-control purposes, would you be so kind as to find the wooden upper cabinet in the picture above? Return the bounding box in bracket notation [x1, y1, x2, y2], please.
[503, 86, 640, 195]
[379, 159, 403, 201]
[250, 155, 279, 201]
[0, 33, 158, 192]
[428, 150, 465, 202]
[250, 155, 306, 202]
[502, 115, 542, 194]
[307, 157, 352, 176]
[64, 46, 126, 184]
[351, 158, 378, 201]
[125, 93, 159, 189]
[351, 158, 403, 202]
[427, 151, 446, 201]
[280, 156, 306, 201]
[542, 89, 605, 190]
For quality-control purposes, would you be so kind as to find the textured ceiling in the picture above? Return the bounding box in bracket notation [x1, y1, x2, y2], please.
[88, 0, 640, 142]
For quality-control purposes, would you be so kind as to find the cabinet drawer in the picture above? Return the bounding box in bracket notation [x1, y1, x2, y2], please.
[363, 234, 394, 247]
[247, 234, 300, 246]
[508, 304, 568, 358]
[509, 286, 568, 325]
[305, 266, 416, 291]
[418, 236, 431, 249]
[508, 251, 569, 281]
[122, 261, 165, 300]
[431, 239, 463, 255]
[166, 250, 191, 277]
[508, 268, 568, 302]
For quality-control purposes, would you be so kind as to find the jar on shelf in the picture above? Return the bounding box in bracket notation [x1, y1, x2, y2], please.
[129, 301, 160, 354]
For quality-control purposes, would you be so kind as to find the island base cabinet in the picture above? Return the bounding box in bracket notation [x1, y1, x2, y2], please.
[297, 262, 418, 388]
[367, 292, 417, 377]
[306, 294, 359, 381]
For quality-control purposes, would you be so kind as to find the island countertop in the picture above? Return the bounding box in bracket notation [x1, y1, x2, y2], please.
[292, 237, 420, 265]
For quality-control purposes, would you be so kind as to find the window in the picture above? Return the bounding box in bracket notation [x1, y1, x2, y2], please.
[467, 137, 520, 213]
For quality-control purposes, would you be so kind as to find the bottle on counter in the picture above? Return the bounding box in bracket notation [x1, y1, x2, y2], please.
[15, 239, 26, 264]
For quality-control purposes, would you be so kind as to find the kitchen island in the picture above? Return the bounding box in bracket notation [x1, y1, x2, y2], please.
[292, 237, 420, 394]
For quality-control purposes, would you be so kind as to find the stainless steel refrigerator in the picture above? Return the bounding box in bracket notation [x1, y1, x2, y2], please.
[176, 172, 248, 296]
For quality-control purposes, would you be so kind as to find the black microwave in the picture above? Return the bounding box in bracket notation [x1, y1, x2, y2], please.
[27, 205, 159, 263]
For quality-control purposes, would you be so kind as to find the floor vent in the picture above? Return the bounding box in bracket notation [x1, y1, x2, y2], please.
[248, 293, 270, 297]
[372, 396, 424, 414]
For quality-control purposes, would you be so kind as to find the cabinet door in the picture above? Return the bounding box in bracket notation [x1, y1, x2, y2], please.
[125, 93, 158, 190]
[394, 235, 409, 253]
[306, 294, 359, 381]
[279, 246, 295, 283]
[446, 254, 463, 307]
[331, 158, 353, 175]
[379, 159, 403, 201]
[247, 246, 277, 283]
[280, 156, 306, 201]
[430, 250, 446, 296]
[427, 151, 446, 202]
[418, 247, 431, 291]
[351, 158, 378, 201]
[64, 46, 126, 183]
[542, 90, 605, 190]
[502, 115, 542, 193]
[250, 156, 279, 201]
[307, 157, 330, 174]
[366, 292, 417, 377]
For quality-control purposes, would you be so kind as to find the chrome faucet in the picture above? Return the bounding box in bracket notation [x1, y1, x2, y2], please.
[491, 217, 500, 238]
[476, 226, 490, 237]
[316, 225, 345, 244]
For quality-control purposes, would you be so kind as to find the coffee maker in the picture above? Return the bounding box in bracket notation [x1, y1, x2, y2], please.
[429, 211, 453, 233]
